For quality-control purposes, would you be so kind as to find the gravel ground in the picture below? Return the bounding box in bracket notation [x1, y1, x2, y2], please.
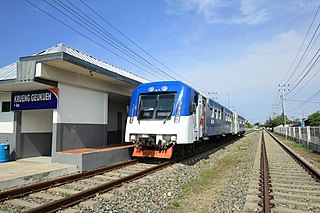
[209, 132, 260, 212]
[4, 130, 319, 213]
[69, 131, 261, 212]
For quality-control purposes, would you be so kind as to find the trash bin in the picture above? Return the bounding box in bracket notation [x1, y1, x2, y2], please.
[0, 143, 10, 163]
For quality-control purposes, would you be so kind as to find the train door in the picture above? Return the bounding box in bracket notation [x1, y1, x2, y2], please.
[192, 94, 198, 140]
[195, 94, 203, 140]
[231, 112, 235, 134]
[221, 107, 225, 134]
[202, 97, 207, 137]
[234, 113, 239, 134]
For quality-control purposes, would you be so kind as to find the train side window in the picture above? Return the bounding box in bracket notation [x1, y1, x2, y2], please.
[214, 109, 217, 119]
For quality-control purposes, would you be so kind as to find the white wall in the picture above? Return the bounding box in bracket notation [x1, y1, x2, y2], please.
[54, 83, 108, 124]
[0, 93, 14, 133]
[36, 63, 132, 97]
[21, 110, 53, 133]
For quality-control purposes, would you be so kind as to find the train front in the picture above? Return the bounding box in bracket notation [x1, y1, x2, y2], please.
[125, 81, 192, 159]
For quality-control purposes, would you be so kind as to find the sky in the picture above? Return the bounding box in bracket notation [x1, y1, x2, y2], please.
[1, 0, 320, 124]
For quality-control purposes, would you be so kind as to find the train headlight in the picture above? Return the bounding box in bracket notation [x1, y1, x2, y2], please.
[129, 102, 135, 124]
[174, 100, 182, 123]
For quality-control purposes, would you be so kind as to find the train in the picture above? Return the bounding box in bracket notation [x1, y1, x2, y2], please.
[125, 81, 246, 159]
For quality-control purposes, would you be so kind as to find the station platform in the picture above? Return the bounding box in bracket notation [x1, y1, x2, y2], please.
[0, 157, 77, 190]
[52, 143, 135, 172]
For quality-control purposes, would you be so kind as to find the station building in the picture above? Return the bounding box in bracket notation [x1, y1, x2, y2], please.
[0, 43, 148, 171]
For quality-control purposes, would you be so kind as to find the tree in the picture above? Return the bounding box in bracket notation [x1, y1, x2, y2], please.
[246, 122, 253, 128]
[308, 111, 320, 126]
[264, 114, 290, 127]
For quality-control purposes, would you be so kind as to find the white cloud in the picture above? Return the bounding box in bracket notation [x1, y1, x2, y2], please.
[165, 0, 318, 25]
[173, 30, 304, 122]
[165, 0, 269, 25]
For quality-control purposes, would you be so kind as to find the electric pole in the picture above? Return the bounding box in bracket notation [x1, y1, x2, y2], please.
[272, 104, 277, 119]
[279, 84, 289, 127]
[228, 91, 230, 108]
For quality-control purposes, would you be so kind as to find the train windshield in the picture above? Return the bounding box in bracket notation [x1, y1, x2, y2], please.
[138, 93, 176, 120]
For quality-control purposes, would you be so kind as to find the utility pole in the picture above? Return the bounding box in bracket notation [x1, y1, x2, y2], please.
[279, 84, 289, 140]
[228, 91, 230, 108]
[279, 84, 289, 127]
[272, 104, 277, 119]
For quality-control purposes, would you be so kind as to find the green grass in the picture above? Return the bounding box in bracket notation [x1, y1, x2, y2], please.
[61, 192, 71, 197]
[172, 199, 180, 208]
[295, 143, 305, 148]
[182, 158, 234, 194]
[272, 133, 320, 161]
[169, 136, 254, 210]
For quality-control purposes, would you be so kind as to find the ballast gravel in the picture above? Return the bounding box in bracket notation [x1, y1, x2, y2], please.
[0, 132, 260, 213]
[72, 131, 260, 213]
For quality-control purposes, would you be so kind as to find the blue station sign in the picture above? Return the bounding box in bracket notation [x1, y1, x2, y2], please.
[11, 88, 59, 111]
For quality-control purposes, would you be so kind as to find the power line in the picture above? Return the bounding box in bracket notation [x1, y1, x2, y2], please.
[290, 66, 320, 97]
[286, 98, 320, 103]
[282, 5, 320, 84]
[26, 0, 212, 92]
[287, 23, 320, 87]
[77, 0, 208, 91]
[54, 0, 168, 79]
[24, 0, 169, 81]
[286, 89, 320, 113]
[286, 48, 320, 95]
[43, 0, 172, 80]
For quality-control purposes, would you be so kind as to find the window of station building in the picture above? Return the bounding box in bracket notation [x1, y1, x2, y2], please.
[1, 101, 10, 112]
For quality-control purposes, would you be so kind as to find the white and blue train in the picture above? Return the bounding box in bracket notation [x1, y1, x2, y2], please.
[125, 81, 246, 159]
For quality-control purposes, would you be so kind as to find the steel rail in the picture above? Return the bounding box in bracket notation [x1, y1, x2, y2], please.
[267, 131, 320, 180]
[0, 159, 138, 202]
[24, 133, 250, 213]
[24, 159, 175, 213]
[259, 131, 272, 213]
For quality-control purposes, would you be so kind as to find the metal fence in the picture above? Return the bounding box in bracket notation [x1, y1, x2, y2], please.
[274, 126, 320, 153]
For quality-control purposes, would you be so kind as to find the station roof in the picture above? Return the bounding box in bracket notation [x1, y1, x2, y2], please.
[0, 43, 148, 87]
[0, 63, 17, 81]
[33, 43, 148, 84]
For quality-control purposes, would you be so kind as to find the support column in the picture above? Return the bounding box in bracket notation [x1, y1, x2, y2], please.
[13, 111, 22, 159]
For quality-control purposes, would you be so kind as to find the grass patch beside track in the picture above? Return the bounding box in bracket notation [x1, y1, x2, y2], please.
[270, 132, 320, 168]
[168, 131, 260, 213]
[182, 157, 236, 195]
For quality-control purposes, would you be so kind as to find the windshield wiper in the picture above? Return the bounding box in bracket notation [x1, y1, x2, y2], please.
[137, 110, 142, 124]
[163, 111, 172, 124]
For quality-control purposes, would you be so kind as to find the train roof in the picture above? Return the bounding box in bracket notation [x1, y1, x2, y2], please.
[133, 80, 245, 119]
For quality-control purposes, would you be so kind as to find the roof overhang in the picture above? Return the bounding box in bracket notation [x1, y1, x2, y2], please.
[19, 52, 142, 89]
[0, 78, 56, 94]
[0, 43, 148, 94]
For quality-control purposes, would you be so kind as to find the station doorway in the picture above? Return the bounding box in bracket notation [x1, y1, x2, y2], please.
[108, 93, 130, 145]
[18, 110, 53, 158]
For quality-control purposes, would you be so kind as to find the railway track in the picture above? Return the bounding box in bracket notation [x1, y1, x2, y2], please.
[0, 159, 164, 213]
[0, 134, 246, 213]
[244, 130, 320, 212]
